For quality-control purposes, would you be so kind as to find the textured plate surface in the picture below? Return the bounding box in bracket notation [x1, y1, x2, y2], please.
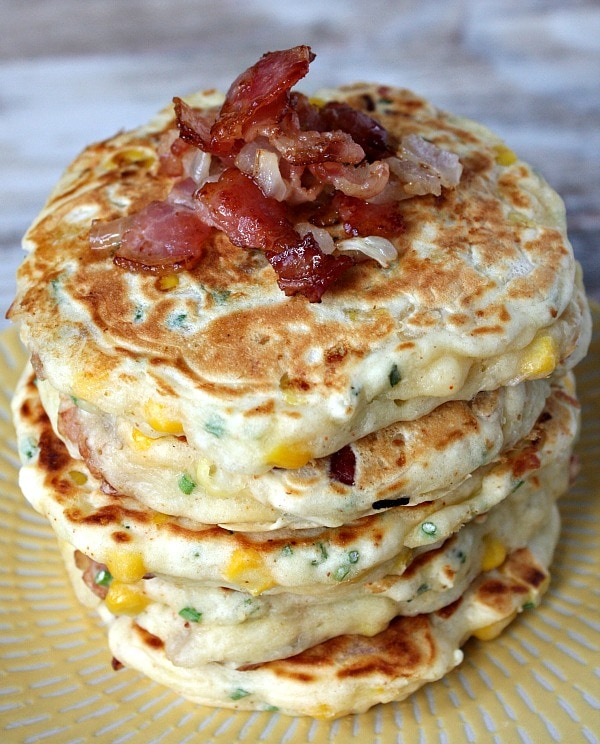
[1, 308, 599, 744]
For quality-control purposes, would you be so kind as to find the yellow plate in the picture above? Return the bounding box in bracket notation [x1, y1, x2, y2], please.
[1, 310, 599, 743]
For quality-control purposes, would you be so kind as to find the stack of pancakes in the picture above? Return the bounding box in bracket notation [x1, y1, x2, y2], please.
[9, 81, 591, 718]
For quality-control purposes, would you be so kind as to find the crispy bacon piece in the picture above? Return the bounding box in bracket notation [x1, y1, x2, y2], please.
[334, 193, 406, 238]
[316, 101, 397, 162]
[198, 168, 299, 251]
[208, 45, 315, 156]
[310, 160, 390, 200]
[74, 550, 110, 599]
[112, 200, 212, 274]
[266, 235, 354, 302]
[329, 444, 356, 485]
[173, 98, 215, 152]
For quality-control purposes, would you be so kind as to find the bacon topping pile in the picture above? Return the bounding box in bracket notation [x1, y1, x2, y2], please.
[91, 45, 462, 300]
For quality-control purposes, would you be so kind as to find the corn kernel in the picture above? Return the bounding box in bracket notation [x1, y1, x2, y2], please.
[308, 97, 326, 108]
[143, 400, 184, 435]
[131, 427, 154, 450]
[68, 470, 88, 486]
[473, 611, 517, 641]
[494, 144, 518, 166]
[104, 147, 157, 170]
[481, 536, 507, 572]
[72, 369, 108, 401]
[279, 373, 307, 406]
[152, 512, 170, 526]
[105, 581, 150, 615]
[265, 443, 312, 469]
[223, 547, 275, 596]
[519, 334, 558, 379]
[156, 274, 180, 292]
[106, 549, 147, 583]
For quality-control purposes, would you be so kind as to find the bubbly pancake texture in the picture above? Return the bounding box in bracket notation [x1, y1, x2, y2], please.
[106, 532, 558, 718]
[8, 84, 591, 474]
[13, 364, 578, 592]
[40, 376, 551, 528]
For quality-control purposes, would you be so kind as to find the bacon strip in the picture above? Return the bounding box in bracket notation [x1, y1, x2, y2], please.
[266, 235, 353, 302]
[198, 168, 299, 251]
[112, 201, 212, 274]
[208, 45, 314, 156]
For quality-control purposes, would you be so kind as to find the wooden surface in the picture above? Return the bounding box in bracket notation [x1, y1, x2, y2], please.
[1, 0, 598, 331]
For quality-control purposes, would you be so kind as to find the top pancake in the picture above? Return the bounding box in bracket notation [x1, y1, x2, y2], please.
[8, 84, 591, 474]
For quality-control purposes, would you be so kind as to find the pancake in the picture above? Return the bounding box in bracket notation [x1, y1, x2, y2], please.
[58, 474, 561, 668]
[13, 363, 578, 593]
[39, 375, 551, 528]
[7, 81, 591, 475]
[106, 530, 559, 718]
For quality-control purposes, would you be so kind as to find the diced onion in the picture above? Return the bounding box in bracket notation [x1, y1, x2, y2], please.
[186, 150, 212, 186]
[295, 221, 336, 254]
[89, 216, 132, 250]
[337, 235, 397, 267]
[254, 149, 289, 201]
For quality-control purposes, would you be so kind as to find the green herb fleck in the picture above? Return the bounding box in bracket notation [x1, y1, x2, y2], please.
[348, 550, 360, 564]
[453, 549, 467, 565]
[281, 544, 294, 557]
[522, 601, 536, 611]
[311, 542, 329, 566]
[20, 436, 39, 462]
[263, 704, 279, 712]
[212, 288, 231, 304]
[421, 521, 437, 537]
[389, 364, 401, 387]
[166, 312, 190, 331]
[178, 473, 196, 495]
[204, 415, 226, 438]
[94, 569, 112, 587]
[133, 305, 145, 323]
[417, 583, 430, 595]
[334, 565, 351, 581]
[179, 606, 202, 623]
[229, 688, 250, 701]
[512, 480, 525, 493]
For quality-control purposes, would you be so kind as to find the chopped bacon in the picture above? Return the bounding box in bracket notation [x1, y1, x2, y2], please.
[198, 168, 298, 251]
[208, 45, 314, 156]
[310, 160, 389, 200]
[74, 550, 110, 599]
[266, 234, 353, 302]
[173, 98, 215, 152]
[112, 200, 212, 274]
[269, 126, 364, 166]
[316, 101, 397, 162]
[333, 193, 405, 238]
[329, 444, 356, 485]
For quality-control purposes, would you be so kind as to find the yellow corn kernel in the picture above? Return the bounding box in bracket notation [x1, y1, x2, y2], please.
[519, 334, 558, 379]
[68, 470, 88, 486]
[473, 611, 517, 641]
[106, 549, 147, 583]
[72, 369, 108, 401]
[264, 443, 312, 469]
[223, 548, 275, 596]
[104, 581, 150, 615]
[279, 373, 307, 406]
[481, 536, 507, 572]
[104, 146, 157, 170]
[131, 427, 154, 451]
[309, 97, 326, 108]
[493, 144, 518, 166]
[151, 512, 170, 526]
[156, 274, 180, 292]
[143, 400, 184, 435]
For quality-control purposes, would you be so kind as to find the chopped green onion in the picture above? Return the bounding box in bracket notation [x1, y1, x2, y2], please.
[421, 521, 437, 537]
[348, 550, 360, 564]
[178, 473, 196, 495]
[229, 688, 250, 700]
[281, 544, 294, 557]
[334, 565, 350, 581]
[94, 569, 113, 587]
[311, 542, 329, 566]
[179, 606, 202, 623]
[204, 416, 226, 438]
